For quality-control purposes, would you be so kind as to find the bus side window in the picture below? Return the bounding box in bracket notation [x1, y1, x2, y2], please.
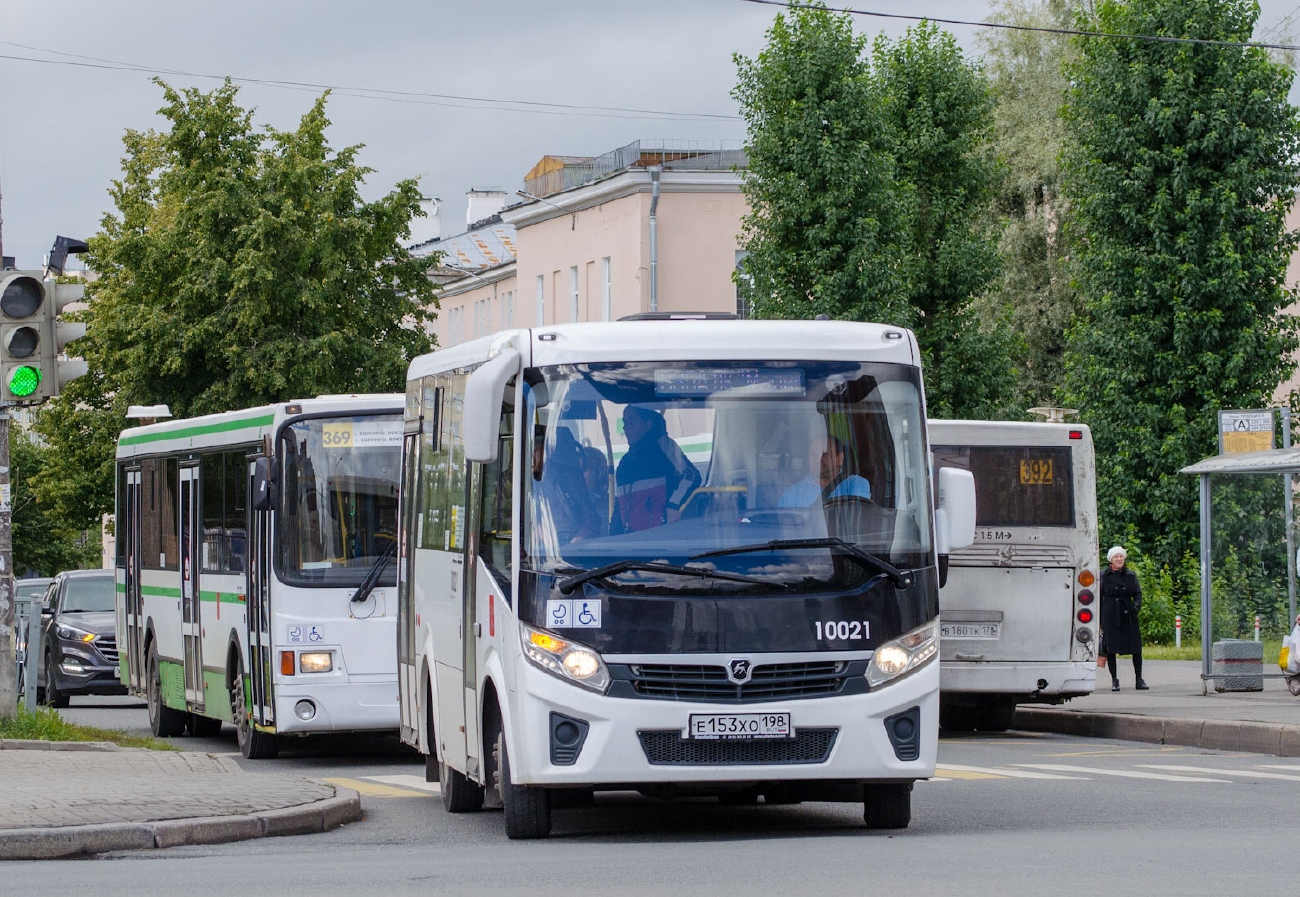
[479, 401, 514, 590]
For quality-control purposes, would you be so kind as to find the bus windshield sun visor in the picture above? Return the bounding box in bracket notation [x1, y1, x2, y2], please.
[557, 560, 789, 595]
[692, 538, 913, 589]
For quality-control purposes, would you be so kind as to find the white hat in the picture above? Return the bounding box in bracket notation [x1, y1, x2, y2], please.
[1107, 546, 1126, 562]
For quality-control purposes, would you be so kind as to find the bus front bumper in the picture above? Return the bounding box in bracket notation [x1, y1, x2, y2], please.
[505, 658, 938, 788]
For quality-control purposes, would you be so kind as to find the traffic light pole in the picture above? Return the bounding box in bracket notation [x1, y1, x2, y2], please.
[0, 402, 14, 720]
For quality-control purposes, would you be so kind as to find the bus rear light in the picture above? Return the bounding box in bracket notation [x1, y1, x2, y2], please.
[281, 651, 295, 676]
[1069, 430, 1083, 439]
[1075, 628, 1093, 643]
[1078, 570, 1095, 587]
[1077, 608, 1093, 624]
[1078, 589, 1094, 605]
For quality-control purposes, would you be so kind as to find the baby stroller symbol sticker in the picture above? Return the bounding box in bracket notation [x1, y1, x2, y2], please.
[550, 602, 569, 627]
[545, 599, 602, 629]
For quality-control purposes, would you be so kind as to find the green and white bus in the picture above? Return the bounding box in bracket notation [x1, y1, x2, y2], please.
[115, 395, 403, 758]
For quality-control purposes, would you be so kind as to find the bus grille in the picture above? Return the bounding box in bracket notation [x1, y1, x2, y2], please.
[99, 636, 119, 665]
[637, 728, 838, 765]
[627, 662, 848, 702]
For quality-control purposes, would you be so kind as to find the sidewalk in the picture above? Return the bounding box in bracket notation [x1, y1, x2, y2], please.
[1014, 659, 1300, 755]
[0, 740, 359, 860]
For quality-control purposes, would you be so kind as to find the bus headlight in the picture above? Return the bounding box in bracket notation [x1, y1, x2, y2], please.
[521, 623, 611, 693]
[867, 619, 939, 689]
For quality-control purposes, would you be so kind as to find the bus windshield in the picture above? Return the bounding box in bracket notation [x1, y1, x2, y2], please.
[276, 414, 402, 586]
[523, 360, 931, 593]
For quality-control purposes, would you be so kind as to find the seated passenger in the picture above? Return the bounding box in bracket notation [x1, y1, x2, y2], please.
[533, 427, 601, 544]
[779, 433, 871, 507]
[612, 405, 701, 533]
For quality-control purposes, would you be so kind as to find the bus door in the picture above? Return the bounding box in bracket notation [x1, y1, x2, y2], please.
[246, 456, 274, 729]
[123, 468, 145, 692]
[397, 426, 421, 745]
[179, 464, 205, 707]
[460, 461, 484, 779]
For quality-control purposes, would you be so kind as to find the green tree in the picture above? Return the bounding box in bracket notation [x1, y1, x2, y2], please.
[732, 5, 915, 325]
[1061, 0, 1300, 574]
[11, 430, 99, 576]
[874, 22, 1017, 418]
[34, 79, 438, 531]
[978, 0, 1081, 409]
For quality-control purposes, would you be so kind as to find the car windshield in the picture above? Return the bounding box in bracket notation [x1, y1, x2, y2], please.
[62, 576, 116, 613]
[522, 360, 931, 593]
[276, 414, 402, 587]
[15, 580, 50, 601]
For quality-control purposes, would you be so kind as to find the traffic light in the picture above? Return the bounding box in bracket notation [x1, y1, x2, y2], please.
[38, 279, 88, 401]
[0, 270, 50, 403]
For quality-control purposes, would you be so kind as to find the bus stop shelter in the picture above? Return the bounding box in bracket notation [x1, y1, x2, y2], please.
[1181, 447, 1299, 690]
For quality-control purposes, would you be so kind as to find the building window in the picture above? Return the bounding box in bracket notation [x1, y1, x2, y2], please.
[503, 291, 515, 328]
[570, 266, 579, 322]
[601, 257, 611, 321]
[535, 275, 545, 326]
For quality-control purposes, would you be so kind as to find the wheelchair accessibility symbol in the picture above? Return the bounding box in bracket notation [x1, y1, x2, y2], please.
[545, 599, 602, 629]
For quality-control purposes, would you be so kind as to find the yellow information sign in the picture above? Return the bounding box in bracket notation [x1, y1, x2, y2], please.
[321, 423, 354, 448]
[1218, 410, 1274, 454]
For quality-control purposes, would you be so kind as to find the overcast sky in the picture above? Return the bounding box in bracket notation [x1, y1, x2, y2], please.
[3, 0, 1299, 272]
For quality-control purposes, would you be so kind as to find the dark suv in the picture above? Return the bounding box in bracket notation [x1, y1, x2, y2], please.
[38, 569, 126, 707]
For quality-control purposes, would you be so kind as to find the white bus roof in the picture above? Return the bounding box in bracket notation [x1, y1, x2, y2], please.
[928, 419, 1092, 443]
[407, 320, 920, 381]
[116, 394, 403, 459]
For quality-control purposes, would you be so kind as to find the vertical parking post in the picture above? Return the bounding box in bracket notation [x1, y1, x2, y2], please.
[1200, 472, 1213, 694]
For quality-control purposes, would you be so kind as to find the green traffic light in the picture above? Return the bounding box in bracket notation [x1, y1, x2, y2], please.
[8, 364, 42, 398]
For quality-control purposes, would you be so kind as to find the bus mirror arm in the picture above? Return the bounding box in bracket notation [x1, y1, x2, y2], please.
[464, 348, 521, 464]
[253, 456, 278, 512]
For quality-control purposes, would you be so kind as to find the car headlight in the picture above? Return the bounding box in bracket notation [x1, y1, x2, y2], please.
[56, 623, 96, 643]
[866, 618, 939, 688]
[520, 623, 611, 693]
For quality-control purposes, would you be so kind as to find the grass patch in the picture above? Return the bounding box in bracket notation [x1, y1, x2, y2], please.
[1, 705, 178, 750]
[1144, 639, 1285, 664]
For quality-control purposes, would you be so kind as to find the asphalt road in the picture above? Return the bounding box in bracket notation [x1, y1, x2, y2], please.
[4, 695, 1292, 893]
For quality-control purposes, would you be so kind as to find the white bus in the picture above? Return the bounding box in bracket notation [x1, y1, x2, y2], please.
[928, 420, 1099, 731]
[115, 395, 404, 759]
[398, 319, 975, 838]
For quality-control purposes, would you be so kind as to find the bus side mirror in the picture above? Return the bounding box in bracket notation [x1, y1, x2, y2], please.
[934, 467, 976, 586]
[463, 348, 520, 463]
[253, 456, 277, 511]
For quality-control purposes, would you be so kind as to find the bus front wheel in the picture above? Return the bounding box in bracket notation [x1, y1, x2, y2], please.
[495, 729, 551, 839]
[232, 662, 279, 760]
[863, 782, 912, 829]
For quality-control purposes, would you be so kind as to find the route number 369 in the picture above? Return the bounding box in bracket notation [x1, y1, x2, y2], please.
[815, 620, 870, 641]
[322, 424, 355, 448]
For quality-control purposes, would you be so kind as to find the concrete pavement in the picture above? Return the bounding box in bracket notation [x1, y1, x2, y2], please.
[0, 740, 360, 860]
[1014, 658, 1300, 755]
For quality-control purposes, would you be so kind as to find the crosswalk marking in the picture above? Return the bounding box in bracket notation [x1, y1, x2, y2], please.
[1016, 764, 1228, 783]
[325, 776, 433, 798]
[938, 764, 1082, 780]
[367, 774, 444, 794]
[1141, 765, 1300, 782]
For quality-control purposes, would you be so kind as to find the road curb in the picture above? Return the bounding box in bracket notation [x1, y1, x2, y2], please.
[1014, 707, 1300, 757]
[0, 786, 362, 860]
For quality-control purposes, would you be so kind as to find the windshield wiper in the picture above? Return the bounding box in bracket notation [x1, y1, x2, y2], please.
[557, 560, 788, 595]
[691, 538, 914, 589]
[350, 539, 398, 604]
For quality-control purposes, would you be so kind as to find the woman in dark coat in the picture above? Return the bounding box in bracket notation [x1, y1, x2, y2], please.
[1099, 545, 1147, 691]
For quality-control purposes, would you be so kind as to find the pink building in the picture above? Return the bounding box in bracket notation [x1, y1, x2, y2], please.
[414, 141, 748, 347]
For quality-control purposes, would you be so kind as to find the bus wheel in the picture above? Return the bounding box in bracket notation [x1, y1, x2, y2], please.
[232, 663, 279, 760]
[976, 698, 1017, 733]
[147, 642, 186, 737]
[863, 782, 912, 830]
[938, 702, 978, 733]
[187, 713, 223, 737]
[43, 651, 70, 708]
[495, 729, 551, 839]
